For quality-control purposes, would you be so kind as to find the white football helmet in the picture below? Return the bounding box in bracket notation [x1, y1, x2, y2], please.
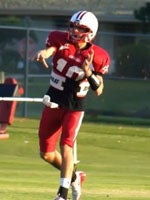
[69, 10, 99, 43]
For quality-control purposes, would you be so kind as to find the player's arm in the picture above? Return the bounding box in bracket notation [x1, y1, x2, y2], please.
[33, 46, 56, 68]
[82, 50, 103, 96]
[91, 74, 104, 96]
[85, 71, 103, 96]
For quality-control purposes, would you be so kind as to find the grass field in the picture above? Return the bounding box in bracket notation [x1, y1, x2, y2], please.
[0, 117, 150, 200]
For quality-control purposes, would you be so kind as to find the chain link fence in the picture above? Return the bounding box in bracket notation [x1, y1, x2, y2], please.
[0, 25, 150, 119]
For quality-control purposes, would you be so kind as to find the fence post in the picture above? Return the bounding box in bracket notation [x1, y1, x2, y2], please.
[0, 71, 5, 83]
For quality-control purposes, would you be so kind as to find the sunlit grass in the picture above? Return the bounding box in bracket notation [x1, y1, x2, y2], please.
[0, 118, 150, 200]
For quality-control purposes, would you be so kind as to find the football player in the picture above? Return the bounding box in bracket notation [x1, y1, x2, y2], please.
[34, 10, 110, 200]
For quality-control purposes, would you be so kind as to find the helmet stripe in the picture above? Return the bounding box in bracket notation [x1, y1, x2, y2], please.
[76, 11, 87, 20]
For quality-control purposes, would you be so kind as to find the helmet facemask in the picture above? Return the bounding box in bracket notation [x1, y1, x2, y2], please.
[69, 22, 93, 43]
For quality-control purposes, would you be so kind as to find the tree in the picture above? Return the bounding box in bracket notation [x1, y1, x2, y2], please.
[134, 2, 150, 23]
[134, 2, 150, 33]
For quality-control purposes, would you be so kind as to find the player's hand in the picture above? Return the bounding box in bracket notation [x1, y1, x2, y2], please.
[32, 50, 49, 68]
[82, 49, 94, 77]
[43, 95, 59, 108]
[43, 95, 52, 107]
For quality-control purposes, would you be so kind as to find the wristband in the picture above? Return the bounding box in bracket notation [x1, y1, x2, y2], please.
[87, 73, 100, 90]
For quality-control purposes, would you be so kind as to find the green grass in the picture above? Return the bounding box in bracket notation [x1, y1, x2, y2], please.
[0, 118, 150, 200]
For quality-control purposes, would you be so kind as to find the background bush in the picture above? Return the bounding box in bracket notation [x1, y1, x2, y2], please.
[115, 43, 150, 78]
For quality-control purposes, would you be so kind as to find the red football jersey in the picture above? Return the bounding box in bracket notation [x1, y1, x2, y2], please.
[45, 31, 110, 110]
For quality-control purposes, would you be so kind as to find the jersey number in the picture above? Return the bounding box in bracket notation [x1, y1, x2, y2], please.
[50, 58, 89, 97]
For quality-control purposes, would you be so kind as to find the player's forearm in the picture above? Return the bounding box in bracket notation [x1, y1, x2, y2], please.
[95, 76, 104, 96]
[85, 72, 102, 94]
[37, 47, 56, 60]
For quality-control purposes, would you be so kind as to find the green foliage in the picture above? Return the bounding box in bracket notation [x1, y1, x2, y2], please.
[0, 16, 22, 26]
[134, 2, 150, 23]
[134, 2, 150, 33]
[115, 43, 150, 78]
